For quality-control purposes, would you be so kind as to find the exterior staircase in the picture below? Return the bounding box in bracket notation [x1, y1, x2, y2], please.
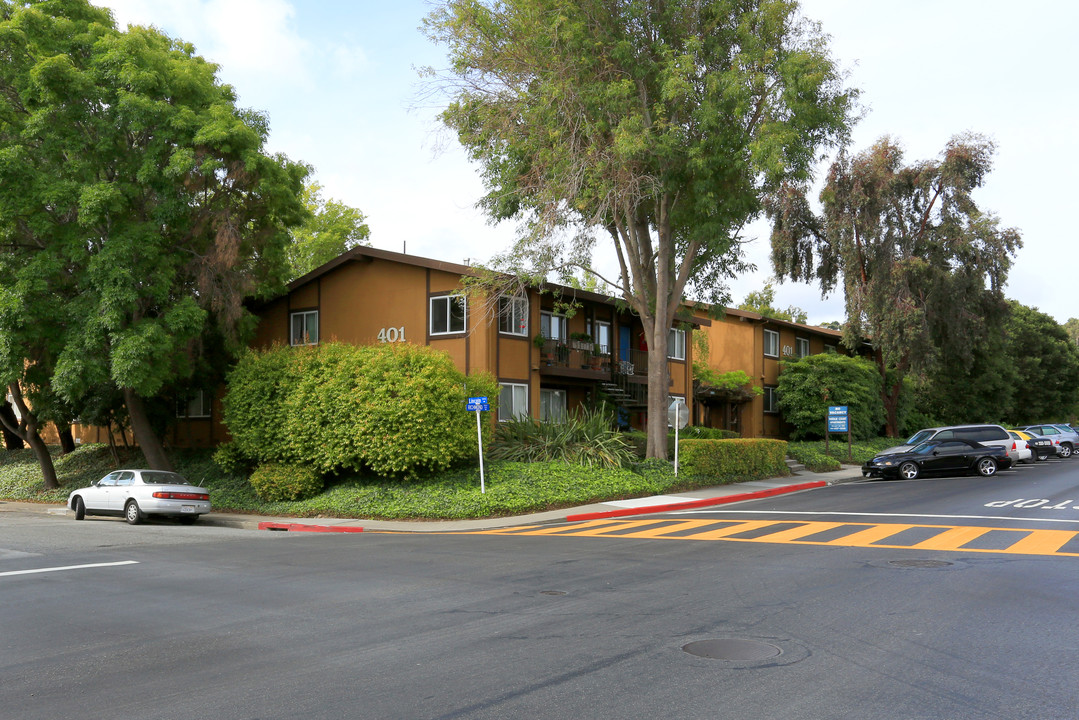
[785, 457, 806, 475]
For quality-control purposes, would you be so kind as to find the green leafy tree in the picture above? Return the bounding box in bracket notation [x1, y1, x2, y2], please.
[1063, 318, 1079, 347]
[776, 353, 883, 440]
[424, 0, 856, 458]
[738, 281, 808, 324]
[767, 135, 1021, 436]
[0, 0, 308, 472]
[1002, 302, 1079, 423]
[286, 181, 370, 280]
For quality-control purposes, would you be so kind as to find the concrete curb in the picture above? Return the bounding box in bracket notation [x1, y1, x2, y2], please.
[258, 522, 364, 533]
[565, 480, 828, 521]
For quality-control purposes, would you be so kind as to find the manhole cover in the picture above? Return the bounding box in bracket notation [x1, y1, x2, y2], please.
[539, 590, 567, 596]
[889, 559, 953, 569]
[682, 638, 782, 662]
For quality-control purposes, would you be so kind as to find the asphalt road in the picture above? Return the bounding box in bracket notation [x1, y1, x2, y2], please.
[3, 458, 1079, 719]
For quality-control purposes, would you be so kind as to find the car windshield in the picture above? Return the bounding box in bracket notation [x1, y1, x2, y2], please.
[904, 430, 935, 445]
[141, 471, 190, 485]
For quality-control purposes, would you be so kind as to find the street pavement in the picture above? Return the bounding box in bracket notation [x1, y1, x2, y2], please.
[9, 465, 865, 533]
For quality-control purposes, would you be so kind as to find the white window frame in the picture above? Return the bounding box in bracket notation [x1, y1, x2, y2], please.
[796, 337, 810, 359]
[763, 328, 779, 358]
[540, 311, 568, 341]
[290, 310, 319, 346]
[176, 390, 212, 419]
[498, 383, 529, 422]
[763, 385, 779, 414]
[668, 328, 686, 360]
[498, 295, 529, 336]
[430, 294, 467, 335]
[539, 389, 567, 423]
[595, 320, 612, 355]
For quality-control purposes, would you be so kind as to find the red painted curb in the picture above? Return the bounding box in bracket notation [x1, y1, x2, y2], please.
[258, 522, 364, 533]
[565, 480, 828, 522]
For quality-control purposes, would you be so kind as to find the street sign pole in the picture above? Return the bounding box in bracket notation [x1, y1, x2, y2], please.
[475, 406, 485, 493]
[467, 396, 490, 493]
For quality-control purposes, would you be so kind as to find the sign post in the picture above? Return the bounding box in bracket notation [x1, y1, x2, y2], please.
[466, 396, 490, 493]
[826, 405, 851, 460]
[668, 398, 690, 476]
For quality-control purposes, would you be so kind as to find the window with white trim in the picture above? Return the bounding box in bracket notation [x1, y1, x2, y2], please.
[177, 390, 212, 419]
[540, 311, 567, 341]
[595, 321, 612, 355]
[540, 389, 567, 423]
[498, 295, 528, 336]
[763, 328, 779, 358]
[290, 310, 319, 346]
[763, 385, 779, 414]
[430, 295, 466, 335]
[498, 383, 529, 421]
[796, 337, 810, 358]
[668, 328, 686, 360]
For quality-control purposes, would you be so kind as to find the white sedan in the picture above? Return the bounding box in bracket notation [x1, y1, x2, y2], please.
[68, 470, 211, 525]
[1007, 431, 1034, 465]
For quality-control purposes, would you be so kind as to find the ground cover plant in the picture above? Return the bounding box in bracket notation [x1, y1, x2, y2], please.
[0, 441, 796, 520]
[787, 438, 899, 471]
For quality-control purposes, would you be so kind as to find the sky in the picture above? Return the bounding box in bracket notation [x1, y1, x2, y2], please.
[94, 0, 1079, 325]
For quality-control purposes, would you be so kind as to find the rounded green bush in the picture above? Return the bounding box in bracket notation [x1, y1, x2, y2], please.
[249, 463, 323, 502]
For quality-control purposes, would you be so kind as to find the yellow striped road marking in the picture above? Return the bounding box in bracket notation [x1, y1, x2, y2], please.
[470, 520, 1079, 558]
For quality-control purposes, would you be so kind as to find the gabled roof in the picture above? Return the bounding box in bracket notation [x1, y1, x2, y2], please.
[282, 245, 711, 326]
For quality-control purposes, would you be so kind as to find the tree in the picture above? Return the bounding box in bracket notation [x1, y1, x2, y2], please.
[738, 281, 808, 323]
[775, 352, 883, 440]
[424, 0, 856, 457]
[0, 0, 308, 473]
[1063, 318, 1079, 347]
[286, 181, 370, 279]
[1002, 302, 1079, 423]
[767, 135, 1021, 436]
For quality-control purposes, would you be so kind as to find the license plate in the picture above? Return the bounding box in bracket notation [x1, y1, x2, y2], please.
[181, 505, 196, 513]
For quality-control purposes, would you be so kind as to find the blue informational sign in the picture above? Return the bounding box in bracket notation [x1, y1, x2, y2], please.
[467, 396, 488, 405]
[827, 405, 849, 433]
[467, 402, 490, 412]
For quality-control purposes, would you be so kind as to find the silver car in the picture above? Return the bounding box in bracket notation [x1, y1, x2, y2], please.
[67, 469, 211, 525]
[1014, 424, 1079, 459]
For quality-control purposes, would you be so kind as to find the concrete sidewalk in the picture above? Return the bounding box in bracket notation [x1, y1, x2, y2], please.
[11, 466, 866, 533]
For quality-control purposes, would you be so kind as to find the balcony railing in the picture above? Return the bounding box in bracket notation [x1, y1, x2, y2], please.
[538, 339, 611, 372]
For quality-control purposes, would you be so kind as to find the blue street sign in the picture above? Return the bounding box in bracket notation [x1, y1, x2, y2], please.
[467, 403, 490, 412]
[827, 405, 849, 432]
[467, 396, 488, 405]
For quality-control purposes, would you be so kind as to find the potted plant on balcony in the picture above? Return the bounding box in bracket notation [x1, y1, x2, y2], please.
[589, 343, 605, 370]
[534, 333, 552, 365]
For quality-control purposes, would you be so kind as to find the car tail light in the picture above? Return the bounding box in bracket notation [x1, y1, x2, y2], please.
[1011, 442, 1017, 450]
[152, 491, 209, 501]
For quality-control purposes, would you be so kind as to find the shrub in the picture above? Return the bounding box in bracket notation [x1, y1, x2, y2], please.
[776, 353, 884, 440]
[490, 407, 636, 468]
[249, 464, 324, 502]
[212, 441, 254, 475]
[678, 438, 788, 480]
[786, 444, 841, 472]
[222, 343, 499, 478]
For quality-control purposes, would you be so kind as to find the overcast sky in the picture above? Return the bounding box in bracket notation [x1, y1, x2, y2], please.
[95, 0, 1078, 325]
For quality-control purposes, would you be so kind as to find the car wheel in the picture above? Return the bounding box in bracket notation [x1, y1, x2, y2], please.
[72, 496, 85, 521]
[124, 500, 143, 525]
[899, 461, 920, 480]
[1060, 443, 1073, 459]
[977, 458, 998, 477]
[178, 515, 199, 525]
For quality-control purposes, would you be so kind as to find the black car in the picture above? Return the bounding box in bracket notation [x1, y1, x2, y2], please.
[862, 439, 1013, 480]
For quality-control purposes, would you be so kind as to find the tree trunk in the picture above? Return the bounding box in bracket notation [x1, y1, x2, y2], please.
[123, 387, 173, 471]
[57, 423, 76, 454]
[875, 348, 901, 437]
[645, 327, 671, 460]
[0, 401, 23, 450]
[2, 383, 58, 488]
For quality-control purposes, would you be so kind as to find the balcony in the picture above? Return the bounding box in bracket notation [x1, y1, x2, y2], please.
[538, 339, 612, 378]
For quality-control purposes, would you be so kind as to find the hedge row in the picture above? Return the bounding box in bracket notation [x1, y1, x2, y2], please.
[677, 438, 789, 479]
[222, 343, 498, 478]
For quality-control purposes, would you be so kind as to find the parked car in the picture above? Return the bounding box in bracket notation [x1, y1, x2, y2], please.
[1006, 431, 1033, 464]
[880, 424, 1013, 456]
[1011, 429, 1057, 461]
[1014, 424, 1079, 458]
[862, 439, 1013, 480]
[67, 469, 211, 525]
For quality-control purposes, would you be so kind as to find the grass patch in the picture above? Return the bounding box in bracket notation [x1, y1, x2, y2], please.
[0, 443, 787, 520]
